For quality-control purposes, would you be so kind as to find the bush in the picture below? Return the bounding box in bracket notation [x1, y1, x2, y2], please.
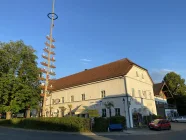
[0, 117, 90, 132]
[143, 115, 163, 125]
[93, 117, 109, 132]
[93, 116, 126, 132]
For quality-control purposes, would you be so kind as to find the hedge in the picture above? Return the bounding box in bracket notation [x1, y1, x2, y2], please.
[0, 117, 90, 132]
[0, 116, 126, 132]
[93, 116, 126, 132]
[143, 115, 163, 125]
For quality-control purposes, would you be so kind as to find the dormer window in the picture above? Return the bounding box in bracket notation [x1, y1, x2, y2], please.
[136, 71, 139, 77]
[142, 73, 144, 79]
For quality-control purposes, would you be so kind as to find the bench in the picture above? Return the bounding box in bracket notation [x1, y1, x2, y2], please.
[108, 124, 123, 132]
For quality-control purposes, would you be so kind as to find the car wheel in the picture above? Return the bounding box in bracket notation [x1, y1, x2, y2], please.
[175, 120, 178, 123]
[168, 126, 171, 130]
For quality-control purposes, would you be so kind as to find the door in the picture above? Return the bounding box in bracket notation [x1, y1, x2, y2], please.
[161, 120, 166, 129]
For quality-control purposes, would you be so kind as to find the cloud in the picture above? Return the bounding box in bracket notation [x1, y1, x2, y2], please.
[150, 69, 173, 83]
[80, 59, 92, 62]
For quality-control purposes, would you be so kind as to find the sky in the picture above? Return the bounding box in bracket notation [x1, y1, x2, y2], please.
[0, 0, 186, 83]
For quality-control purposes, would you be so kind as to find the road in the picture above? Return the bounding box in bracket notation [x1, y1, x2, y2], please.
[0, 123, 186, 140]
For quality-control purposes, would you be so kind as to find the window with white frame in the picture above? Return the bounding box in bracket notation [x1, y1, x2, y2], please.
[143, 91, 147, 98]
[149, 92, 151, 99]
[62, 97, 64, 103]
[138, 90, 141, 98]
[101, 90, 106, 98]
[132, 88, 135, 97]
[136, 71, 139, 77]
[115, 108, 120, 116]
[82, 94, 85, 101]
[142, 73, 144, 79]
[71, 96, 74, 102]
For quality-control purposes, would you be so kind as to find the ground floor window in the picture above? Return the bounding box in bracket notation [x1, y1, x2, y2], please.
[102, 109, 106, 117]
[115, 108, 120, 116]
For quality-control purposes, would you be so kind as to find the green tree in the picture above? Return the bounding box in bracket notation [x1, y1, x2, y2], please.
[68, 104, 72, 117]
[87, 109, 99, 118]
[104, 101, 114, 118]
[0, 40, 40, 119]
[164, 72, 186, 115]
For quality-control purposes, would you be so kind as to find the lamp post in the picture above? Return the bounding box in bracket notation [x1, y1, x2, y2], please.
[123, 97, 132, 129]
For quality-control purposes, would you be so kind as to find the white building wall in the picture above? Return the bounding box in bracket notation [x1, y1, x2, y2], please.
[125, 65, 157, 127]
[45, 78, 126, 118]
[44, 65, 157, 129]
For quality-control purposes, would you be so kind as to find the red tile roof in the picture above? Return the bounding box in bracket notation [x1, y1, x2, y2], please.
[153, 82, 164, 96]
[53, 58, 151, 91]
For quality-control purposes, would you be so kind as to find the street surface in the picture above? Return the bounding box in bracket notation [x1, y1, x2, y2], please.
[0, 123, 186, 140]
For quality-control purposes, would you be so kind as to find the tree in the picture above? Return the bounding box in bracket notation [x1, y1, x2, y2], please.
[0, 40, 40, 119]
[104, 101, 114, 118]
[87, 109, 99, 118]
[164, 72, 186, 96]
[164, 72, 186, 115]
[68, 104, 72, 117]
[59, 106, 66, 117]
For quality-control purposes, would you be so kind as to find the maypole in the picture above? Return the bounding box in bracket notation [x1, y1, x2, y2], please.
[39, 0, 58, 117]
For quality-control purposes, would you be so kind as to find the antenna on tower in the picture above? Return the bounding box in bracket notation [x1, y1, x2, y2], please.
[39, 0, 58, 117]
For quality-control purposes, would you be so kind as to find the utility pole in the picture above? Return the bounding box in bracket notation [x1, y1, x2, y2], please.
[40, 0, 58, 117]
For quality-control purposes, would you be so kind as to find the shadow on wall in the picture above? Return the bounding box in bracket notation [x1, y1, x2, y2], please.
[45, 94, 161, 129]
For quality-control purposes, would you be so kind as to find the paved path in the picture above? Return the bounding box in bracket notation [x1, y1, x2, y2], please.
[0, 123, 186, 140]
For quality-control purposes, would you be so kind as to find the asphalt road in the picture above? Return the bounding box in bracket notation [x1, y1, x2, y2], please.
[0, 123, 186, 140]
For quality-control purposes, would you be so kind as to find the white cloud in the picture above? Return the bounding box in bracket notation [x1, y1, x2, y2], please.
[150, 69, 173, 83]
[80, 58, 92, 62]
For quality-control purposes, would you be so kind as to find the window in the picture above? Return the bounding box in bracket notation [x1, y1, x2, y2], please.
[142, 73, 144, 79]
[138, 90, 141, 97]
[143, 91, 147, 98]
[132, 88, 135, 97]
[82, 94, 85, 101]
[102, 109, 106, 117]
[149, 92, 152, 99]
[115, 108, 120, 116]
[62, 97, 64, 103]
[101, 90, 106, 98]
[136, 71, 139, 77]
[71, 96, 74, 102]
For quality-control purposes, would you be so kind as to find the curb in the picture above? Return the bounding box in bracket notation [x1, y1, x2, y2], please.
[0, 126, 184, 136]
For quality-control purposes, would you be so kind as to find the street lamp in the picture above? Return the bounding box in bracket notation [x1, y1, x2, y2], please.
[123, 97, 133, 129]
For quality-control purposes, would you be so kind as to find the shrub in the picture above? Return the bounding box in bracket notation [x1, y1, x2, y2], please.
[0, 117, 90, 132]
[143, 115, 163, 125]
[93, 116, 126, 132]
[93, 117, 109, 132]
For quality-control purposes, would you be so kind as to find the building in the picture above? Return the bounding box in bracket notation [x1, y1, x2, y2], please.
[45, 58, 157, 128]
[153, 82, 178, 119]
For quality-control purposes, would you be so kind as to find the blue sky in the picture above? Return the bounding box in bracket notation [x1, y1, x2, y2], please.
[0, 0, 186, 83]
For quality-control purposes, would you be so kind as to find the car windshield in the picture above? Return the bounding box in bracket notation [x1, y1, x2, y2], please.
[152, 119, 160, 124]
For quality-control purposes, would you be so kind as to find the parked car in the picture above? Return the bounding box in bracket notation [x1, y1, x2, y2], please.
[174, 116, 186, 123]
[149, 119, 171, 130]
